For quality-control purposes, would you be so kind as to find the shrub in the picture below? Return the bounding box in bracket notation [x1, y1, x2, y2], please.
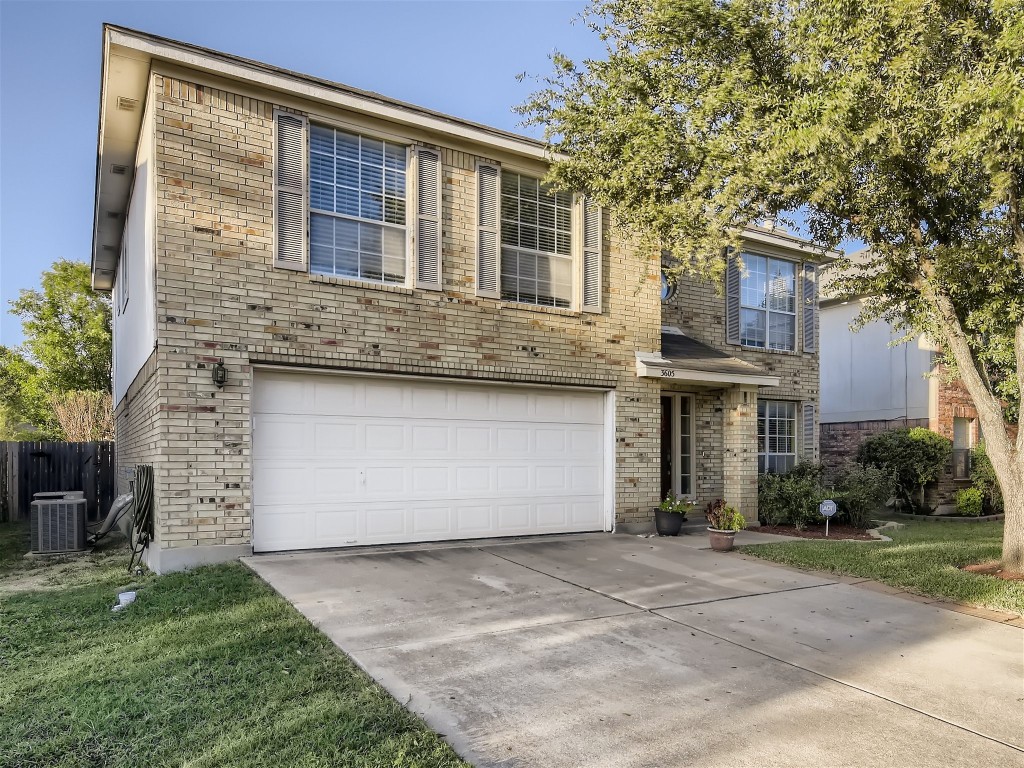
[955, 487, 985, 517]
[857, 428, 952, 511]
[706, 502, 745, 531]
[757, 463, 831, 529]
[833, 463, 894, 528]
[970, 442, 1004, 514]
[658, 492, 694, 517]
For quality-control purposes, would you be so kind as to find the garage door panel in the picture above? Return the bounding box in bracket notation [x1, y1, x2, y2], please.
[312, 377, 358, 413]
[537, 503, 569, 528]
[313, 507, 358, 540]
[314, 422, 357, 451]
[253, 372, 609, 551]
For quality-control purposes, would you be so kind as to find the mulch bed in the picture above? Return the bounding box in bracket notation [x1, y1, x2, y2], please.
[961, 561, 1024, 581]
[759, 524, 877, 541]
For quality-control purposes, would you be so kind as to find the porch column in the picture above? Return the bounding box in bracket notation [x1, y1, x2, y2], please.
[722, 385, 759, 527]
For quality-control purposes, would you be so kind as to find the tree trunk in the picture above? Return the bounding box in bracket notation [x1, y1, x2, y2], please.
[999, 471, 1024, 572]
[921, 283, 1024, 571]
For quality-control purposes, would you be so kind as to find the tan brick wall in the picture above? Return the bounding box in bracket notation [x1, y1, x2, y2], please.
[129, 73, 663, 550]
[659, 267, 821, 523]
[113, 350, 162, 535]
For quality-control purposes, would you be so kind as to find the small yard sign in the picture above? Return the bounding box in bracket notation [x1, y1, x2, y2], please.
[819, 499, 837, 537]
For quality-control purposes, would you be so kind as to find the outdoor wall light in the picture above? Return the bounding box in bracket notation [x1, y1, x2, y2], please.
[212, 362, 227, 388]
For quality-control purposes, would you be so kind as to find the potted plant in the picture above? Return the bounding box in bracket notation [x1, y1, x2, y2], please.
[655, 492, 694, 536]
[705, 499, 745, 551]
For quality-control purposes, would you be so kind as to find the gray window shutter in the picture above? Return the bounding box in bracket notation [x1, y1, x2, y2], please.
[582, 198, 602, 313]
[274, 111, 308, 271]
[725, 256, 741, 344]
[476, 161, 500, 298]
[802, 402, 816, 461]
[415, 148, 442, 290]
[802, 263, 818, 352]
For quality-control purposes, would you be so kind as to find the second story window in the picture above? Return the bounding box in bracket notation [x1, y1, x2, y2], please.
[740, 254, 796, 351]
[308, 124, 407, 284]
[499, 172, 573, 308]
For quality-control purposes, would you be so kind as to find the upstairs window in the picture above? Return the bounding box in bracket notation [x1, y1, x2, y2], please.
[499, 172, 573, 308]
[308, 124, 407, 284]
[739, 254, 796, 351]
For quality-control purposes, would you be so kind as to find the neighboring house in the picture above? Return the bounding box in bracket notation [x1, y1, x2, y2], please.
[820, 252, 983, 506]
[93, 26, 828, 572]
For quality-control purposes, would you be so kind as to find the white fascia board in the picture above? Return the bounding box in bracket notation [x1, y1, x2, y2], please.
[635, 353, 781, 387]
[107, 27, 555, 162]
[740, 228, 840, 262]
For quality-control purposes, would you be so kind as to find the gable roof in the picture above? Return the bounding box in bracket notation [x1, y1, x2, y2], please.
[91, 24, 553, 290]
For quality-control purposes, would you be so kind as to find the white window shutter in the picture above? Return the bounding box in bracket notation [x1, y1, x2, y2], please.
[476, 161, 501, 298]
[581, 198, 602, 313]
[802, 263, 818, 352]
[274, 110, 308, 271]
[415, 148, 442, 290]
[725, 256, 741, 344]
[802, 402, 816, 461]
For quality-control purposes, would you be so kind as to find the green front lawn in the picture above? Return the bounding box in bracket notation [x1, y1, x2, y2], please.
[0, 523, 467, 768]
[740, 521, 1024, 616]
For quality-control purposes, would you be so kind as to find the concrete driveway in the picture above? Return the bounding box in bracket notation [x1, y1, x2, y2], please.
[245, 533, 1024, 767]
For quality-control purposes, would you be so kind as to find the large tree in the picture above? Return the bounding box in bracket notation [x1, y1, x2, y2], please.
[0, 260, 112, 439]
[522, 0, 1024, 569]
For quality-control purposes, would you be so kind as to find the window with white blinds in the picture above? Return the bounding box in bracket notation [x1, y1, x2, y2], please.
[499, 172, 573, 308]
[758, 399, 798, 474]
[308, 124, 408, 284]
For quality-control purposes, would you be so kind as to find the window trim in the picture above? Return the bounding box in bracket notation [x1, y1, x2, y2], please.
[497, 169, 577, 310]
[739, 252, 798, 351]
[952, 416, 975, 480]
[306, 121, 414, 287]
[757, 399, 798, 474]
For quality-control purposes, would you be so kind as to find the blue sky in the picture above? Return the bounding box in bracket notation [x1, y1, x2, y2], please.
[0, 0, 599, 346]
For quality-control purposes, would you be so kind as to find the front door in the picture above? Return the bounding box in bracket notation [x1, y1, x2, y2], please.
[660, 397, 673, 500]
[660, 394, 694, 501]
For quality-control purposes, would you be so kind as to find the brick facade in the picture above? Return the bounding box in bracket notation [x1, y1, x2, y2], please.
[661, 267, 821, 521]
[113, 72, 666, 564]
[822, 363, 1017, 509]
[111, 68, 821, 567]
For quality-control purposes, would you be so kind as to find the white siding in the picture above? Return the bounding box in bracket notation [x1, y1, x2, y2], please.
[113, 91, 156, 405]
[820, 300, 934, 423]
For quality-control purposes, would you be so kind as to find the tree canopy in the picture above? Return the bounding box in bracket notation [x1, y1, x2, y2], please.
[522, 0, 1024, 567]
[0, 260, 112, 439]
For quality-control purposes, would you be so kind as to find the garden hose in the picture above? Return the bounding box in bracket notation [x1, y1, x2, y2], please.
[128, 464, 154, 573]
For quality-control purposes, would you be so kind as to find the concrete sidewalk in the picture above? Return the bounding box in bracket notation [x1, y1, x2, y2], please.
[245, 532, 1024, 767]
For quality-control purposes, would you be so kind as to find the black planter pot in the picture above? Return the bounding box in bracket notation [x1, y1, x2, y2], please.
[654, 509, 686, 536]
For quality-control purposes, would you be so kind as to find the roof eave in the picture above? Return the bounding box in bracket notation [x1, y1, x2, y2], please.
[740, 227, 840, 262]
[635, 353, 781, 387]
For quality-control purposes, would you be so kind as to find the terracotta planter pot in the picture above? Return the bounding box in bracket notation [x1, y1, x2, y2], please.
[655, 509, 685, 536]
[707, 527, 737, 551]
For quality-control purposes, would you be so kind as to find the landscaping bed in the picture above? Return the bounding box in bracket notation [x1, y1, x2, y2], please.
[758, 524, 877, 540]
[739, 521, 1024, 616]
[0, 523, 467, 768]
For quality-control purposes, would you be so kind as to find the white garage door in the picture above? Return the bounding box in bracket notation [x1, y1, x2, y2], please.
[252, 370, 610, 552]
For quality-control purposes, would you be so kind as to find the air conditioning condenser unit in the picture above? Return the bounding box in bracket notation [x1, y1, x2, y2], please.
[30, 498, 87, 554]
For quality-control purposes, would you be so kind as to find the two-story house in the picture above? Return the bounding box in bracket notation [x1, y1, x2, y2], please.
[94, 26, 826, 572]
[820, 250, 1000, 507]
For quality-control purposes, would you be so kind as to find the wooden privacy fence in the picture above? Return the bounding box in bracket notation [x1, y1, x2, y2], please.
[0, 441, 116, 523]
